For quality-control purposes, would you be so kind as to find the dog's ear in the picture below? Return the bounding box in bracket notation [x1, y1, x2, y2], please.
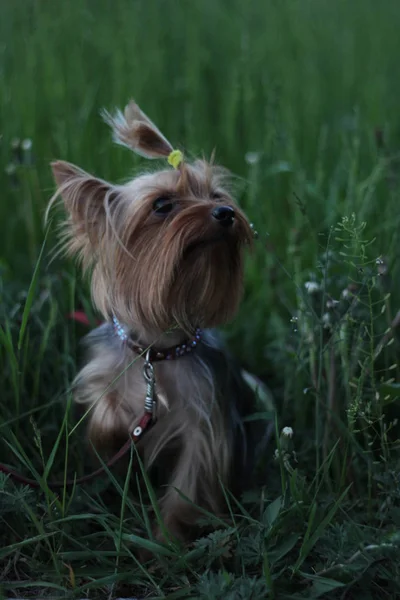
[50, 160, 119, 249]
[102, 100, 174, 159]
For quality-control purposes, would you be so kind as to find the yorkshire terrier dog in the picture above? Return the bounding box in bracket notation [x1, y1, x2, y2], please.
[49, 100, 266, 544]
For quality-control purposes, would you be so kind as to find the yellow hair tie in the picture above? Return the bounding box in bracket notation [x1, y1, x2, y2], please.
[167, 149, 183, 169]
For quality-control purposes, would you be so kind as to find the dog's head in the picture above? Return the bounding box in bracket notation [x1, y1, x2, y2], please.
[49, 100, 253, 334]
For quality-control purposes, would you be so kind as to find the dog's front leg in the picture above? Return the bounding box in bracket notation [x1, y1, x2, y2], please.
[155, 432, 224, 543]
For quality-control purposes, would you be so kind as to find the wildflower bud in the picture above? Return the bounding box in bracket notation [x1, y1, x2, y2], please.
[282, 426, 294, 438]
[278, 427, 294, 459]
[11, 137, 20, 150]
[305, 281, 320, 294]
[326, 299, 339, 309]
[245, 151, 261, 165]
[21, 138, 33, 165]
[5, 163, 16, 176]
[5, 162, 19, 188]
[322, 313, 331, 329]
[249, 223, 259, 239]
[21, 138, 32, 152]
[10, 137, 22, 164]
[376, 256, 388, 276]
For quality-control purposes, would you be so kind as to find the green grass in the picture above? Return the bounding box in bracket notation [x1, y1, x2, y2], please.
[2, 0, 400, 597]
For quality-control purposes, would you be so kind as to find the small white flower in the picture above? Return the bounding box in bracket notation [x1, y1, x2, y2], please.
[305, 281, 320, 294]
[245, 151, 261, 165]
[282, 426, 294, 438]
[5, 163, 16, 175]
[322, 313, 332, 329]
[326, 299, 339, 309]
[341, 288, 352, 300]
[22, 138, 32, 151]
[249, 223, 259, 238]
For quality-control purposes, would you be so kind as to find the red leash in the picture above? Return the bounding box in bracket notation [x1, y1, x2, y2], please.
[0, 412, 153, 490]
[67, 310, 103, 326]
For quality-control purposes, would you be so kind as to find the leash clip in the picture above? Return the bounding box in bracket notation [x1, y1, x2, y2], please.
[143, 349, 157, 419]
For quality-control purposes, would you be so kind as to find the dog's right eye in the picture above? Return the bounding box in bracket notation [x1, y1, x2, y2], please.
[152, 197, 175, 215]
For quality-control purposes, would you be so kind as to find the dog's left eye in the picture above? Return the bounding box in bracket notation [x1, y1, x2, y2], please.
[212, 192, 223, 201]
[153, 197, 175, 215]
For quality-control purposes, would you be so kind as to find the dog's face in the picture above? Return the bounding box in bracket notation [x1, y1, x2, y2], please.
[50, 102, 252, 333]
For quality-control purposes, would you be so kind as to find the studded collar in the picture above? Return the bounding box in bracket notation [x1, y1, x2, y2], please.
[112, 315, 202, 362]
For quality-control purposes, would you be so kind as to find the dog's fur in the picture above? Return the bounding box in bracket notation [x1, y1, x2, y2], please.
[48, 100, 261, 542]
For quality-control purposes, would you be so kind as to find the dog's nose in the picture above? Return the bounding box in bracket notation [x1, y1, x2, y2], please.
[211, 205, 235, 227]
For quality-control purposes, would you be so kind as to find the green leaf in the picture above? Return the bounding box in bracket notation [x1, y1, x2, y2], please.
[380, 382, 400, 405]
[59, 550, 120, 560]
[43, 415, 67, 481]
[294, 485, 351, 572]
[121, 532, 176, 557]
[243, 411, 275, 422]
[49, 513, 105, 525]
[268, 533, 299, 564]
[18, 223, 51, 351]
[132, 442, 172, 543]
[241, 370, 275, 413]
[263, 496, 282, 528]
[0, 323, 19, 404]
[5, 581, 67, 591]
[301, 573, 346, 598]
[78, 570, 150, 590]
[160, 588, 193, 600]
[0, 532, 56, 559]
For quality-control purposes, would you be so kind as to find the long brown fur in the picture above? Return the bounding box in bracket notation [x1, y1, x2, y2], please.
[48, 100, 259, 544]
